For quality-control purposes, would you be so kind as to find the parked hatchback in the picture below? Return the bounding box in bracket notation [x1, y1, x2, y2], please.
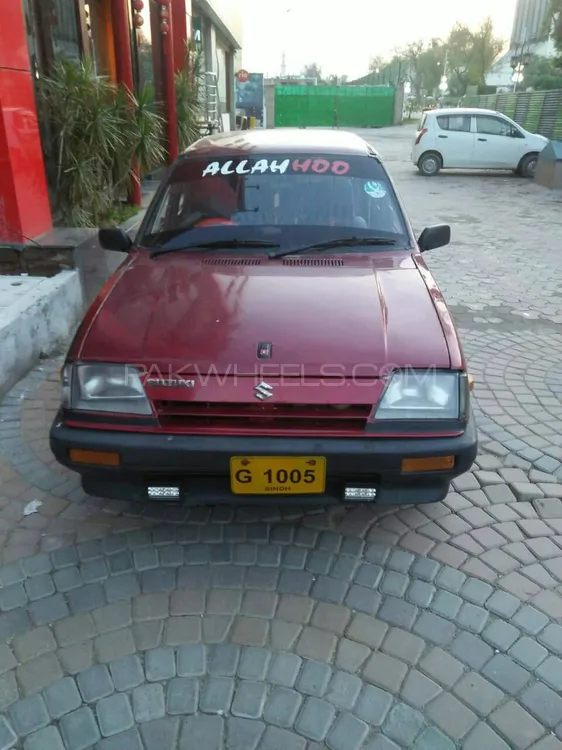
[412, 107, 548, 177]
[50, 128, 477, 507]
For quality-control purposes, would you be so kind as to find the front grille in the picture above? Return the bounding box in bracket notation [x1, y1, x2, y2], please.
[154, 401, 371, 434]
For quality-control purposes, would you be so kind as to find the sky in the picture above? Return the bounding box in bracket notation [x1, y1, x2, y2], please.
[240, 0, 518, 79]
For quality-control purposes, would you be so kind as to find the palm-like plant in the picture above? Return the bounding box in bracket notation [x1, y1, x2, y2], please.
[175, 40, 204, 152]
[38, 58, 165, 227]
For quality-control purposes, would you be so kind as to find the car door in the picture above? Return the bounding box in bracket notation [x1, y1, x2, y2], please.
[473, 115, 528, 168]
[434, 114, 474, 168]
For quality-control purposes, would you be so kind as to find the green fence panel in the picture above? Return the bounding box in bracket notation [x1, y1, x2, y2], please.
[274, 85, 395, 128]
[461, 88, 562, 138]
[338, 87, 395, 128]
[553, 105, 562, 139]
[525, 92, 545, 133]
[539, 91, 562, 139]
[502, 93, 518, 120]
[308, 87, 339, 127]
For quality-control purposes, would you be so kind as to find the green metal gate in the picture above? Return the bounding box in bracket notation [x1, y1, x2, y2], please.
[274, 85, 396, 128]
[463, 89, 562, 139]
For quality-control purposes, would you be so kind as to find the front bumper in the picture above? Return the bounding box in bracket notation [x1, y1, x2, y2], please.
[50, 411, 477, 505]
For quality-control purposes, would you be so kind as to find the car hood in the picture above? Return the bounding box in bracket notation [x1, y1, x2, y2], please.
[77, 252, 451, 376]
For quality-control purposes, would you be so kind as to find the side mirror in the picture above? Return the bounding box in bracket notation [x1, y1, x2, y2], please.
[98, 228, 133, 253]
[418, 224, 451, 253]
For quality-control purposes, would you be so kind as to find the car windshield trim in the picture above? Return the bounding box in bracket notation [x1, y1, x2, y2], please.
[135, 153, 411, 251]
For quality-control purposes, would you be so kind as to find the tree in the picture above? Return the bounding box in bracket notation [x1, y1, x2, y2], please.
[399, 41, 426, 100]
[468, 18, 504, 85]
[326, 74, 348, 85]
[302, 62, 322, 81]
[396, 40, 447, 99]
[419, 38, 447, 94]
[367, 19, 505, 100]
[524, 55, 562, 88]
[445, 23, 474, 96]
[369, 56, 387, 73]
[547, 0, 562, 61]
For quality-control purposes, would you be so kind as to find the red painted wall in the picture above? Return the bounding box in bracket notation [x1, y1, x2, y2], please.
[0, 2, 52, 242]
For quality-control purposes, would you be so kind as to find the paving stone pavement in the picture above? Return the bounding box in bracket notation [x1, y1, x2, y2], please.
[1, 126, 562, 749]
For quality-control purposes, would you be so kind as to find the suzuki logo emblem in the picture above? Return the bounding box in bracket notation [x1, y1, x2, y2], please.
[254, 381, 274, 400]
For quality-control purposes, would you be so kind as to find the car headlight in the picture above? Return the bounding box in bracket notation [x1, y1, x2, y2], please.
[373, 370, 467, 420]
[62, 363, 152, 415]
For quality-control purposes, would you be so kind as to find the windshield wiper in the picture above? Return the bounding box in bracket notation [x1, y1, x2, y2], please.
[150, 239, 280, 259]
[268, 236, 397, 259]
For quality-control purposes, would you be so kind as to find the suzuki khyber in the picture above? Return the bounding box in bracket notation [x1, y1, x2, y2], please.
[50, 128, 477, 506]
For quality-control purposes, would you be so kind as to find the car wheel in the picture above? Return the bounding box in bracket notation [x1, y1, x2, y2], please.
[418, 152, 442, 176]
[519, 153, 538, 179]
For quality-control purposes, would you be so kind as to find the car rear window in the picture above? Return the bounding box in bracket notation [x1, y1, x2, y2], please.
[138, 153, 409, 249]
[436, 115, 471, 133]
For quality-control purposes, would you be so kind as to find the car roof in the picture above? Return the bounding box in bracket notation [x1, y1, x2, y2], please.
[181, 128, 381, 159]
[426, 107, 504, 117]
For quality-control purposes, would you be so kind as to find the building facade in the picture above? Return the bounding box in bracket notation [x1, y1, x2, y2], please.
[487, 0, 556, 90]
[0, 0, 242, 243]
[511, 0, 550, 47]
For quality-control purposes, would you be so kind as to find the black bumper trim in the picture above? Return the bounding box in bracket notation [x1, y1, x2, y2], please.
[50, 411, 477, 505]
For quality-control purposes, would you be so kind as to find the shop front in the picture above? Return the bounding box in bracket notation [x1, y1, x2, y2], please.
[0, 0, 242, 242]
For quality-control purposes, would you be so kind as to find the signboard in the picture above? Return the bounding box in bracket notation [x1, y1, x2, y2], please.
[236, 72, 265, 124]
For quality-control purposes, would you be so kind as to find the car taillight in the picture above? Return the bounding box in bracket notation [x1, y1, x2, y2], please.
[415, 128, 428, 145]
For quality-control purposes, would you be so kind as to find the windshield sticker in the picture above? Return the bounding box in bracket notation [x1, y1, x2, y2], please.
[201, 158, 350, 177]
[202, 159, 290, 177]
[291, 158, 350, 175]
[364, 181, 387, 199]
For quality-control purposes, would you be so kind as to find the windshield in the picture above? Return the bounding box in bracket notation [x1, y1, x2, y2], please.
[137, 153, 410, 252]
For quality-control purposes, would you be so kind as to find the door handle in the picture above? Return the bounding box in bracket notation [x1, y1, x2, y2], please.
[438, 135, 448, 138]
[478, 137, 487, 141]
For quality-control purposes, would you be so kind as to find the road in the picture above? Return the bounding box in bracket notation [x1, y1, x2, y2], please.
[0, 126, 562, 749]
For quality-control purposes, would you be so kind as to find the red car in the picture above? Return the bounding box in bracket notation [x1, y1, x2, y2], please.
[50, 128, 477, 506]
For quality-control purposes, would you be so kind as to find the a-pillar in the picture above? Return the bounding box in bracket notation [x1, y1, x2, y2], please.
[0, 3, 52, 242]
[111, 0, 141, 206]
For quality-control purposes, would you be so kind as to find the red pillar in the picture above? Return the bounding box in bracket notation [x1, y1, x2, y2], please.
[171, 0, 188, 74]
[159, 2, 179, 163]
[111, 0, 142, 207]
[0, 2, 52, 242]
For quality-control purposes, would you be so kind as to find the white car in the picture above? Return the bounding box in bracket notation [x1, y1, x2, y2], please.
[411, 107, 548, 178]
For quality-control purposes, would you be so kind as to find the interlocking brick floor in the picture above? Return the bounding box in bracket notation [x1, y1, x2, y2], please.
[1, 127, 562, 749]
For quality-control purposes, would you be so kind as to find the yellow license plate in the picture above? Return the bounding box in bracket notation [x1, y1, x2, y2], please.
[230, 456, 326, 495]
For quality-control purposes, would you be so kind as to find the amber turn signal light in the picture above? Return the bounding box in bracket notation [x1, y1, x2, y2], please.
[69, 449, 120, 467]
[468, 373, 475, 390]
[401, 456, 454, 472]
